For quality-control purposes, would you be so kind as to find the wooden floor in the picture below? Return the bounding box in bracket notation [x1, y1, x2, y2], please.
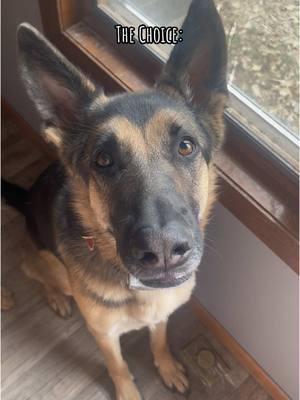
[1, 111, 272, 399]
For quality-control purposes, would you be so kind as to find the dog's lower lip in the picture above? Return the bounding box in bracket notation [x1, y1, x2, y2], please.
[139, 271, 193, 288]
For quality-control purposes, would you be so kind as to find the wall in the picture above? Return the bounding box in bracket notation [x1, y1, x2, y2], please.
[2, 0, 43, 130]
[195, 204, 299, 399]
[2, 1, 299, 399]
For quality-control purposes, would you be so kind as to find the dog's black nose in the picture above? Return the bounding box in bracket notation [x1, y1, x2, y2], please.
[131, 224, 192, 269]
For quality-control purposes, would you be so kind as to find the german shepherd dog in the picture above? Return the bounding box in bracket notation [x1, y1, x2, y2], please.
[2, 0, 227, 398]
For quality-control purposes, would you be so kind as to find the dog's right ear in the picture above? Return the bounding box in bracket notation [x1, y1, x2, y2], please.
[157, 0, 227, 104]
[17, 23, 98, 145]
[156, 0, 228, 149]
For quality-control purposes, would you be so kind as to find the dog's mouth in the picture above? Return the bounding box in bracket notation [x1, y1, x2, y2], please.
[140, 270, 193, 288]
[128, 268, 194, 290]
[126, 255, 201, 290]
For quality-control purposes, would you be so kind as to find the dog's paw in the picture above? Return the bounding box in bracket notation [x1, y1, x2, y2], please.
[116, 380, 142, 400]
[155, 354, 189, 394]
[46, 289, 72, 319]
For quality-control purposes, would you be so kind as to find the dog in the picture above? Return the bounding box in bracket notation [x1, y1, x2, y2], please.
[2, 1, 227, 398]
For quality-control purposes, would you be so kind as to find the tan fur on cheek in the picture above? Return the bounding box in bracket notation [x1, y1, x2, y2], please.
[198, 165, 218, 230]
[197, 163, 209, 221]
[68, 175, 121, 265]
[43, 126, 62, 148]
[69, 175, 111, 233]
[89, 178, 112, 231]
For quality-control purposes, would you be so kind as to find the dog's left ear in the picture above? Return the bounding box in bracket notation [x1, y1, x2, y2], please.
[17, 23, 97, 141]
[156, 0, 228, 148]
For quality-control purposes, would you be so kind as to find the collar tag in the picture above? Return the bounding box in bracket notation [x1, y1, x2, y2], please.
[82, 236, 95, 251]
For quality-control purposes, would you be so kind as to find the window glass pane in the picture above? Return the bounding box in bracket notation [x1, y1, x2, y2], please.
[98, 0, 299, 171]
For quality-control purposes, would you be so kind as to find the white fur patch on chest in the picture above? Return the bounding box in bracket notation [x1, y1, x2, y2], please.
[107, 275, 195, 337]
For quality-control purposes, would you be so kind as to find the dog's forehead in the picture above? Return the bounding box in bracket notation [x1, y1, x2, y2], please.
[98, 91, 183, 127]
[92, 91, 200, 152]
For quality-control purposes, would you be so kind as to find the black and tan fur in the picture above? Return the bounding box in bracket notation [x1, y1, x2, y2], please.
[2, 1, 228, 399]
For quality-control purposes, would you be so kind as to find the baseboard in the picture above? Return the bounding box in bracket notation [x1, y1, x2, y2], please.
[190, 296, 289, 400]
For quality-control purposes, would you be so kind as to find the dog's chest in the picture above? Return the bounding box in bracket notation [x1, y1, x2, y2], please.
[108, 276, 195, 337]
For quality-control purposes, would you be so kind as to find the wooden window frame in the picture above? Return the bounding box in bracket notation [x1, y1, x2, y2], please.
[38, 0, 299, 273]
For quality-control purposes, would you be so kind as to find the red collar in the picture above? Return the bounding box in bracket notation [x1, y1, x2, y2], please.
[82, 235, 95, 251]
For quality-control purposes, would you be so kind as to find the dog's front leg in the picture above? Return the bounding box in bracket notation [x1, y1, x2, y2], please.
[88, 325, 142, 400]
[150, 320, 189, 394]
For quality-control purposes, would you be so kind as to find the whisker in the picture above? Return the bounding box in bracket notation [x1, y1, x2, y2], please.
[203, 242, 222, 261]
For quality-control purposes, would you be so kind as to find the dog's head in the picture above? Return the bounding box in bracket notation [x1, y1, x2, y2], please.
[18, 0, 227, 289]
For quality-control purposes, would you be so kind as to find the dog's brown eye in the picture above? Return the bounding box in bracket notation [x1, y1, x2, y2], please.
[96, 152, 113, 168]
[178, 139, 194, 156]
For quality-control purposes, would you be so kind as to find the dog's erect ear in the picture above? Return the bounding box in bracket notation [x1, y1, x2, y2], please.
[17, 23, 96, 130]
[156, 0, 228, 122]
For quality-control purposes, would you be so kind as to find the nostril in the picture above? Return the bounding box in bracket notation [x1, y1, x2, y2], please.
[140, 251, 159, 265]
[172, 242, 191, 257]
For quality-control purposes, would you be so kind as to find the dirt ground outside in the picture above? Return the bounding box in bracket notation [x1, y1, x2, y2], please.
[100, 0, 299, 135]
[218, 0, 299, 135]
